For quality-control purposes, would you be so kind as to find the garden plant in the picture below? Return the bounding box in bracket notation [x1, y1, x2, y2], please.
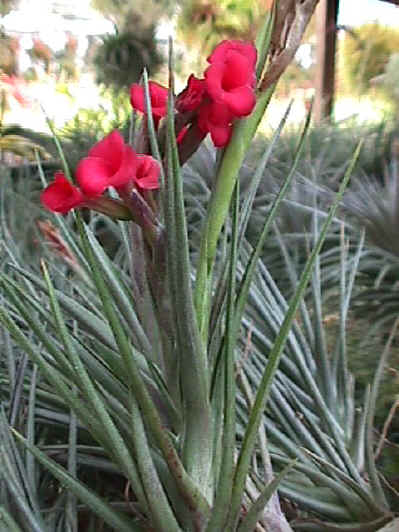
[0, 1, 398, 531]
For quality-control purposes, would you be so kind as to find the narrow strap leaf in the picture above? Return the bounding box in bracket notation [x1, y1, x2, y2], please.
[12, 431, 139, 532]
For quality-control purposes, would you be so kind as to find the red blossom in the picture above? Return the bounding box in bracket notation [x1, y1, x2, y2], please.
[76, 130, 136, 197]
[134, 155, 160, 190]
[176, 75, 207, 113]
[205, 39, 257, 117]
[198, 102, 235, 148]
[207, 40, 257, 70]
[41, 172, 84, 214]
[130, 81, 168, 127]
[40, 130, 160, 218]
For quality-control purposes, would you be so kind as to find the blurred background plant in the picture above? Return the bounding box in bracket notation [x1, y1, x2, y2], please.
[92, 27, 163, 90]
[177, 0, 271, 55]
[340, 23, 399, 97]
[0, 28, 19, 75]
[0, 0, 19, 18]
[28, 37, 53, 75]
[54, 32, 79, 82]
[90, 0, 178, 89]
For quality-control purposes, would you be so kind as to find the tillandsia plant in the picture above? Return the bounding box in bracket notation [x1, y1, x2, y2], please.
[3, 1, 391, 531]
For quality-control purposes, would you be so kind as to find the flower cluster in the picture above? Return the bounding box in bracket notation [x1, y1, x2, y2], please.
[130, 39, 257, 148]
[41, 39, 257, 220]
[41, 131, 160, 214]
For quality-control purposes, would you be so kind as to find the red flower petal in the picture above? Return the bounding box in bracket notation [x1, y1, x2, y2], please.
[209, 123, 232, 148]
[108, 145, 137, 188]
[207, 40, 257, 71]
[134, 155, 160, 190]
[148, 82, 169, 116]
[76, 157, 113, 197]
[130, 84, 145, 112]
[88, 130, 125, 175]
[207, 53, 253, 92]
[41, 172, 84, 213]
[204, 40, 257, 118]
[221, 86, 256, 117]
[198, 102, 234, 148]
[77, 132, 137, 196]
[130, 81, 168, 124]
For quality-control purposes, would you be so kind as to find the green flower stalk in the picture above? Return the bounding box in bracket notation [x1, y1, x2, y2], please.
[194, 0, 320, 340]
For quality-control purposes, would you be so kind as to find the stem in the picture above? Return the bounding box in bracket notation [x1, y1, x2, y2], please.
[194, 87, 275, 342]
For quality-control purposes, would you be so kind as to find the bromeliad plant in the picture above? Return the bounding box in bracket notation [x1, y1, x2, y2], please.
[3, 2, 387, 531]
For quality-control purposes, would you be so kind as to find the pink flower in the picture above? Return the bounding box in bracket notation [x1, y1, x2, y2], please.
[198, 102, 235, 148]
[41, 172, 84, 214]
[176, 75, 207, 113]
[205, 40, 257, 117]
[76, 130, 136, 197]
[130, 81, 168, 127]
[134, 155, 160, 190]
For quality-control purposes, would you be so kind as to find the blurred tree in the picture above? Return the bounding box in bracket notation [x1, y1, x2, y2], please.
[91, 0, 178, 29]
[0, 0, 19, 17]
[28, 38, 53, 74]
[340, 23, 399, 95]
[177, 0, 271, 55]
[0, 29, 19, 75]
[90, 0, 179, 89]
[93, 26, 163, 90]
[371, 52, 399, 116]
[55, 33, 79, 81]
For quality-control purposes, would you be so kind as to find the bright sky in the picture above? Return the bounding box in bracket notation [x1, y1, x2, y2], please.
[338, 0, 399, 26]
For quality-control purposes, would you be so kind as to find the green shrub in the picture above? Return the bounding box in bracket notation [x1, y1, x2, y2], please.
[340, 23, 399, 95]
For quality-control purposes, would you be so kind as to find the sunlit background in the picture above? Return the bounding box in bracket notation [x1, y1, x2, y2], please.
[1, 0, 398, 132]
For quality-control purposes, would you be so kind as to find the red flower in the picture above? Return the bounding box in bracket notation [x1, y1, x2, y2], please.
[134, 155, 160, 190]
[130, 81, 168, 127]
[76, 130, 136, 197]
[41, 172, 84, 214]
[205, 40, 257, 118]
[207, 40, 257, 69]
[176, 75, 207, 113]
[198, 102, 235, 148]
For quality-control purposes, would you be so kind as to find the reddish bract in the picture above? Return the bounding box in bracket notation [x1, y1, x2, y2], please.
[176, 75, 207, 113]
[41, 172, 84, 214]
[130, 81, 168, 126]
